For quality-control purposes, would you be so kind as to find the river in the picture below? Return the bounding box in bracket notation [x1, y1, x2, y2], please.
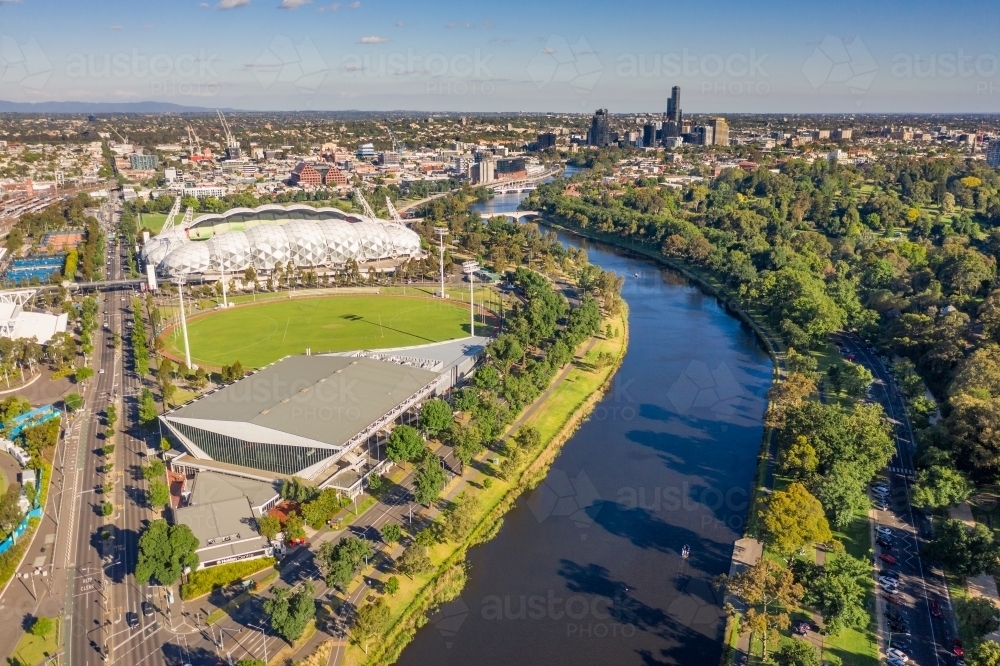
[396, 184, 773, 665]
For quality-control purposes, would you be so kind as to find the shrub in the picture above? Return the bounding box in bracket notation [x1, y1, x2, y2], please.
[180, 557, 276, 600]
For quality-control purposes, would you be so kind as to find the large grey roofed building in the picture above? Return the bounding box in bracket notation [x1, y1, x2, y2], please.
[173, 496, 272, 569]
[162, 355, 441, 480]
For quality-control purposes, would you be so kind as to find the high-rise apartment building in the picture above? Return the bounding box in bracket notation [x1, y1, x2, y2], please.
[988, 140, 1000, 168]
[708, 118, 729, 146]
[666, 86, 682, 123]
[588, 109, 611, 147]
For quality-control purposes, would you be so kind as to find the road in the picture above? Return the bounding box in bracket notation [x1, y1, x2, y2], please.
[834, 332, 959, 666]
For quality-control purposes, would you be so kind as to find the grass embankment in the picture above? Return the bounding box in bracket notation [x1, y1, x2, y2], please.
[343, 311, 628, 666]
[160, 294, 473, 369]
[10, 618, 59, 666]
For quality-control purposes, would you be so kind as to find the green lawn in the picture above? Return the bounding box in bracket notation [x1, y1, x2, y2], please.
[139, 212, 170, 234]
[162, 295, 473, 368]
[11, 619, 59, 666]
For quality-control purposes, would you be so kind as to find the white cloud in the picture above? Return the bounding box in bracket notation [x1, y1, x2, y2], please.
[217, 0, 249, 9]
[316, 2, 338, 10]
[395, 20, 403, 26]
[347, 1, 360, 7]
[109, 25, 124, 31]
[278, 0, 311, 7]
[445, 22, 457, 28]
[483, 20, 493, 28]
[358, 35, 387, 43]
[199, 2, 209, 6]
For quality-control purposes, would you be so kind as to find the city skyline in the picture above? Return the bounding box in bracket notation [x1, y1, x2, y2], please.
[0, 0, 997, 113]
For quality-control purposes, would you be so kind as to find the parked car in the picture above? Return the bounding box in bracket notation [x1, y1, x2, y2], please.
[884, 593, 904, 605]
[953, 639, 965, 656]
[890, 639, 911, 653]
[141, 601, 153, 617]
[887, 648, 909, 663]
[884, 610, 903, 623]
[876, 526, 893, 537]
[931, 600, 942, 618]
[887, 658, 906, 666]
[879, 576, 899, 588]
[890, 622, 911, 636]
[793, 621, 810, 635]
[880, 554, 897, 565]
[126, 612, 139, 629]
[877, 539, 893, 550]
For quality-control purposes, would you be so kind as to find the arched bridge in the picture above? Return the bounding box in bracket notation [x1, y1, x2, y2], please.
[481, 211, 541, 222]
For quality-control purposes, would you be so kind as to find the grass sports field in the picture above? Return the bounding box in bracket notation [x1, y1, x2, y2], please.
[162, 295, 474, 368]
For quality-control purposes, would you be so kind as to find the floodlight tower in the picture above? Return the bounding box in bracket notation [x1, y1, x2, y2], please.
[173, 278, 192, 369]
[462, 260, 479, 336]
[434, 227, 448, 298]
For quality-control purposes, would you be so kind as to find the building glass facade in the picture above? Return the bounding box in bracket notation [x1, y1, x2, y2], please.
[173, 422, 337, 476]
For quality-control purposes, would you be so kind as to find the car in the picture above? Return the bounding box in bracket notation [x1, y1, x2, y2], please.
[881, 583, 899, 594]
[142, 601, 153, 617]
[953, 639, 965, 656]
[884, 593, 904, 605]
[876, 526, 893, 537]
[890, 623, 911, 636]
[793, 621, 809, 635]
[881, 568, 899, 579]
[877, 539, 893, 550]
[874, 501, 890, 510]
[890, 639, 911, 653]
[887, 648, 909, 663]
[879, 576, 900, 587]
[880, 554, 897, 565]
[873, 487, 891, 496]
[887, 658, 906, 666]
[931, 600, 942, 617]
[126, 612, 139, 629]
[884, 610, 903, 623]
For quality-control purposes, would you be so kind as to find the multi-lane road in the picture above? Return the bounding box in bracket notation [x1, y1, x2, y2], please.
[835, 332, 960, 666]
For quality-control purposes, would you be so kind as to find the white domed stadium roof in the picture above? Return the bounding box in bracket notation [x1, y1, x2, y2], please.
[147, 205, 423, 278]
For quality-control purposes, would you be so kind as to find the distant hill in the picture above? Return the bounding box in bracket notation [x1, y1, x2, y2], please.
[0, 100, 240, 114]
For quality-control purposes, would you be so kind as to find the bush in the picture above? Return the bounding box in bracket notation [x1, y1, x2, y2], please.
[180, 557, 276, 600]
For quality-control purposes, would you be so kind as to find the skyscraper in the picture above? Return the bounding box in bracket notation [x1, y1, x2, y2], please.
[988, 140, 1000, 168]
[588, 109, 611, 147]
[666, 86, 682, 123]
[708, 117, 729, 146]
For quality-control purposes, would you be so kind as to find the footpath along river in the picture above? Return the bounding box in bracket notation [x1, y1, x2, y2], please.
[397, 191, 773, 665]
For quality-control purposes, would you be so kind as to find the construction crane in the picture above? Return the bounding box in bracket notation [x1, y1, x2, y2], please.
[109, 126, 129, 146]
[385, 197, 403, 224]
[384, 125, 403, 153]
[353, 187, 377, 219]
[185, 125, 202, 157]
[216, 109, 240, 158]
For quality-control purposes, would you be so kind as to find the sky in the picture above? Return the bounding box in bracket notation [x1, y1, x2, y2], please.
[1, 0, 999, 113]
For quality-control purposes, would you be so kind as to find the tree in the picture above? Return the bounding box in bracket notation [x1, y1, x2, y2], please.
[147, 480, 169, 508]
[970, 640, 1000, 666]
[106, 404, 117, 427]
[381, 523, 402, 545]
[317, 535, 375, 590]
[514, 425, 541, 451]
[926, 519, 1000, 577]
[263, 582, 315, 643]
[258, 514, 281, 541]
[773, 639, 820, 666]
[839, 361, 874, 399]
[29, 616, 53, 638]
[912, 465, 973, 508]
[956, 597, 1000, 639]
[759, 482, 832, 563]
[351, 598, 391, 654]
[396, 543, 433, 578]
[134, 519, 199, 585]
[138, 388, 158, 426]
[451, 423, 483, 472]
[725, 558, 804, 661]
[236, 660, 266, 666]
[64, 392, 83, 412]
[802, 552, 869, 635]
[384, 575, 400, 596]
[414, 454, 446, 505]
[100, 501, 114, 516]
[387, 425, 424, 464]
[142, 459, 166, 480]
[75, 366, 94, 383]
[438, 491, 480, 543]
[284, 513, 306, 541]
[419, 399, 453, 438]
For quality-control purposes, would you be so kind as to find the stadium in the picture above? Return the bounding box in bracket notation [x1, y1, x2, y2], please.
[141, 204, 424, 279]
[162, 343, 483, 497]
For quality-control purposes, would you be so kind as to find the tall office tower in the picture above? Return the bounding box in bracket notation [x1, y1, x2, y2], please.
[588, 109, 611, 147]
[708, 117, 729, 146]
[642, 122, 660, 147]
[666, 86, 682, 123]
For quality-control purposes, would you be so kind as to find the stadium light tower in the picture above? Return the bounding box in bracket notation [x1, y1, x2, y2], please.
[462, 260, 479, 336]
[434, 227, 448, 298]
[173, 278, 192, 370]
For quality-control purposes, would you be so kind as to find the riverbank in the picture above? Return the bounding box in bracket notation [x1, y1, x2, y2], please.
[537, 218, 881, 666]
[349, 308, 629, 666]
